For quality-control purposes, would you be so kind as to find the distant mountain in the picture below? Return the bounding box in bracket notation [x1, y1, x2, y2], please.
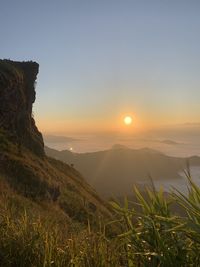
[111, 144, 129, 150]
[45, 145, 200, 197]
[160, 140, 181, 145]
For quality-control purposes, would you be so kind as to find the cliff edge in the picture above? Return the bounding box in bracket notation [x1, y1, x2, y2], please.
[0, 60, 44, 156]
[0, 60, 111, 227]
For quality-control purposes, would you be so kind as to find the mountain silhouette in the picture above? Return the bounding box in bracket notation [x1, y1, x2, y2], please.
[45, 145, 200, 197]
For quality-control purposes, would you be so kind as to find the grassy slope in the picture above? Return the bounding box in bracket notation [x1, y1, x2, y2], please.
[0, 133, 122, 267]
[0, 129, 111, 228]
[0, 175, 124, 267]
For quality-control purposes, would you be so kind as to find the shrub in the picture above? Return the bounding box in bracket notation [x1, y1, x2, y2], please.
[110, 177, 200, 266]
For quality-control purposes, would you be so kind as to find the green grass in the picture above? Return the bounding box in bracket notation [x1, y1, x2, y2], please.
[1, 174, 200, 266]
[110, 175, 200, 266]
[0, 193, 123, 267]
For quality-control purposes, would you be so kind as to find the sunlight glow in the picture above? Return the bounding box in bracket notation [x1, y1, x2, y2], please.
[124, 116, 133, 125]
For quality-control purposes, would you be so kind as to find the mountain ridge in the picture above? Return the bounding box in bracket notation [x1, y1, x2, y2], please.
[45, 145, 200, 197]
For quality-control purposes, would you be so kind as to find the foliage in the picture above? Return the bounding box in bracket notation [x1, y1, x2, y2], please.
[0, 193, 123, 267]
[109, 176, 200, 266]
[1, 174, 200, 266]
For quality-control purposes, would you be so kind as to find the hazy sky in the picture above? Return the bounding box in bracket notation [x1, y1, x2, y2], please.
[1, 0, 200, 134]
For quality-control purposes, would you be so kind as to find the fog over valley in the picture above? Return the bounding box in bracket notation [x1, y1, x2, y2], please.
[44, 123, 200, 157]
[44, 123, 200, 197]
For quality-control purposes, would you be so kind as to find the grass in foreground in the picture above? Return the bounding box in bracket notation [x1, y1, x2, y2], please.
[1, 173, 200, 266]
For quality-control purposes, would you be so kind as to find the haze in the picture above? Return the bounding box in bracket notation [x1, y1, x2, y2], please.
[1, 0, 200, 137]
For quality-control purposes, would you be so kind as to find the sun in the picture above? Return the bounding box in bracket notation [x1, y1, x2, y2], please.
[124, 116, 133, 125]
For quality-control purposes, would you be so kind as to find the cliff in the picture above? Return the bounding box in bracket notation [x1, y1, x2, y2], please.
[0, 60, 111, 228]
[0, 60, 44, 156]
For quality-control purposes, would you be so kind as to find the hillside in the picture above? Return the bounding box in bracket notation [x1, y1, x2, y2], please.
[45, 145, 200, 197]
[0, 60, 111, 228]
[2, 60, 200, 266]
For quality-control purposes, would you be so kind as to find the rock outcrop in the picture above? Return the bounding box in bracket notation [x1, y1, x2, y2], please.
[0, 59, 112, 225]
[0, 60, 44, 156]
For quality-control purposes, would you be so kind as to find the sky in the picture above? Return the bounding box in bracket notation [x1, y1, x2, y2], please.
[1, 0, 200, 135]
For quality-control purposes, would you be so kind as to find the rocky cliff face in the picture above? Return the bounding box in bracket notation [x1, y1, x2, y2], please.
[0, 59, 111, 225]
[0, 60, 44, 156]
